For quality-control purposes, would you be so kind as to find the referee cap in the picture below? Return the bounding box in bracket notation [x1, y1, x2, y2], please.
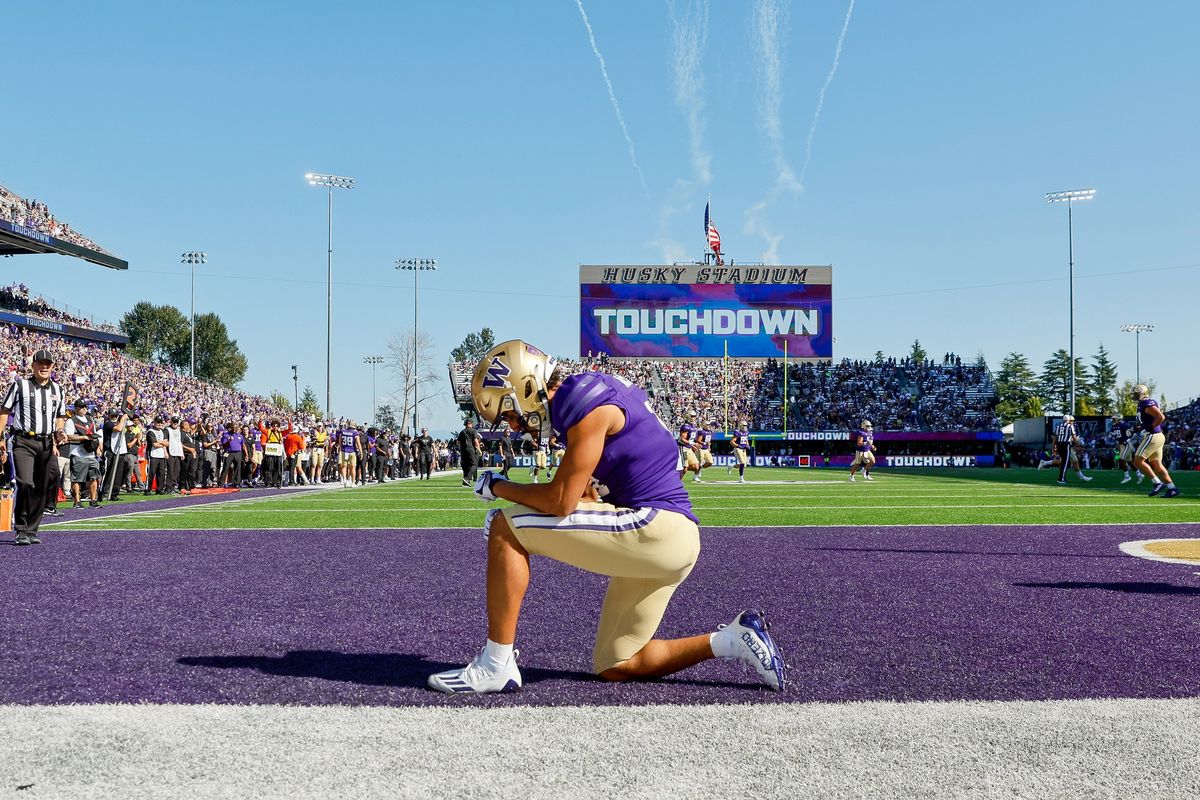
[31, 349, 54, 364]
[1062, 414, 1075, 422]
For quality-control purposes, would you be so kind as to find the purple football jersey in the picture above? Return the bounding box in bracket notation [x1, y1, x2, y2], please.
[1138, 398, 1163, 433]
[854, 429, 874, 452]
[550, 372, 697, 523]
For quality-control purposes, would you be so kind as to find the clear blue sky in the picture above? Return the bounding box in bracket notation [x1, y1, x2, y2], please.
[3, 0, 1197, 434]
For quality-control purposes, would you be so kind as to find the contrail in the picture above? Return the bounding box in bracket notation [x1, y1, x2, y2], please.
[752, 0, 800, 195]
[799, 0, 855, 187]
[669, 0, 712, 185]
[744, 0, 797, 262]
[575, 0, 650, 199]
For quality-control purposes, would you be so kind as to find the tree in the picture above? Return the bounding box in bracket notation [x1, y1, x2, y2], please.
[909, 340, 927, 364]
[298, 386, 321, 418]
[873, 350, 885, 364]
[994, 352, 1039, 423]
[1090, 343, 1119, 416]
[975, 350, 988, 369]
[268, 391, 292, 410]
[450, 327, 496, 363]
[186, 313, 248, 388]
[1039, 350, 1090, 415]
[119, 302, 190, 367]
[1024, 395, 1044, 418]
[388, 329, 442, 434]
[375, 403, 399, 430]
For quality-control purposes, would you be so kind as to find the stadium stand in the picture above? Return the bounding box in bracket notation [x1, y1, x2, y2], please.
[0, 183, 112, 255]
[0, 283, 120, 334]
[450, 353, 999, 433]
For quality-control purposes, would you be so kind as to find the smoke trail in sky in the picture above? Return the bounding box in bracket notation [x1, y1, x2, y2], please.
[651, 0, 711, 262]
[575, 0, 650, 199]
[669, 0, 712, 185]
[744, 0, 797, 263]
[799, 0, 855, 187]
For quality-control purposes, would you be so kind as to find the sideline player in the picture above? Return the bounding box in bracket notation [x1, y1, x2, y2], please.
[547, 433, 565, 480]
[848, 420, 876, 482]
[337, 421, 360, 488]
[678, 410, 701, 481]
[528, 435, 548, 483]
[427, 340, 785, 694]
[727, 420, 750, 483]
[693, 422, 714, 482]
[1130, 384, 1179, 497]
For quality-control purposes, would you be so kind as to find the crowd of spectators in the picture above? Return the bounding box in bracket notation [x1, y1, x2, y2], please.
[0, 283, 119, 334]
[0, 184, 113, 255]
[450, 351, 999, 433]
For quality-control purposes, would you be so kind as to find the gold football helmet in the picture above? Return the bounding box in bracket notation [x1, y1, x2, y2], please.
[1131, 383, 1149, 400]
[861, 420, 873, 430]
[471, 340, 556, 435]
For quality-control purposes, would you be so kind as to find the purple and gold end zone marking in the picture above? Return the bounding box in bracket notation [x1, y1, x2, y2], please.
[1, 524, 1198, 708]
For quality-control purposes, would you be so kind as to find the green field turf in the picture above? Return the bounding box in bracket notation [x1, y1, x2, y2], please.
[44, 467, 1200, 531]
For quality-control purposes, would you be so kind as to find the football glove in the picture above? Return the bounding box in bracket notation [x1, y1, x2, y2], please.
[474, 470, 508, 502]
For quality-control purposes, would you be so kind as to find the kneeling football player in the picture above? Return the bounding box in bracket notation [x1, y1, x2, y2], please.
[428, 340, 786, 694]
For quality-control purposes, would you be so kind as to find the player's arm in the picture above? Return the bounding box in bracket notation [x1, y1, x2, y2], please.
[492, 406, 617, 517]
[1146, 405, 1165, 428]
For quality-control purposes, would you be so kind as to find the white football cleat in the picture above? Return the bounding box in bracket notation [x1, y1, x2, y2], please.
[864, 474, 874, 481]
[1120, 475, 1132, 484]
[1080, 475, 1093, 482]
[848, 475, 855, 482]
[738, 477, 747, 483]
[715, 609, 786, 691]
[428, 648, 522, 695]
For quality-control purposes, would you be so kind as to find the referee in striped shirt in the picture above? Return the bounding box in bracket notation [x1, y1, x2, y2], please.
[1054, 413, 1092, 485]
[0, 349, 69, 545]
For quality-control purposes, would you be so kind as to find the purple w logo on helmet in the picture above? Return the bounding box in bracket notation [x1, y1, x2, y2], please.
[481, 357, 511, 389]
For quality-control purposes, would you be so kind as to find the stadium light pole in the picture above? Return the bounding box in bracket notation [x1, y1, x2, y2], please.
[1044, 188, 1095, 415]
[306, 172, 356, 419]
[181, 252, 207, 378]
[363, 355, 383, 425]
[395, 259, 438, 436]
[1119, 323, 1153, 385]
[291, 364, 299, 409]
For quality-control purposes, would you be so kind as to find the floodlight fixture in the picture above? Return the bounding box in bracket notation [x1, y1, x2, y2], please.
[1120, 324, 1154, 384]
[395, 258, 440, 434]
[181, 251, 208, 377]
[306, 171, 357, 418]
[1044, 187, 1096, 415]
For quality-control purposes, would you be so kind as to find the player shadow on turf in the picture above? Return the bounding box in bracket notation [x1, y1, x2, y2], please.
[176, 650, 768, 691]
[812, 546, 1125, 559]
[177, 650, 593, 688]
[1014, 581, 1200, 595]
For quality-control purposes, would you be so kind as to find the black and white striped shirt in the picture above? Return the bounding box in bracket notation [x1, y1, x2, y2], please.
[1, 377, 68, 435]
[1055, 421, 1076, 444]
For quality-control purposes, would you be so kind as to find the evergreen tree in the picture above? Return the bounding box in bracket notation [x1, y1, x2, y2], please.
[909, 340, 927, 364]
[268, 391, 292, 410]
[994, 352, 1038, 423]
[450, 327, 497, 363]
[298, 386, 321, 418]
[1090, 344, 1119, 416]
[1039, 350, 1091, 415]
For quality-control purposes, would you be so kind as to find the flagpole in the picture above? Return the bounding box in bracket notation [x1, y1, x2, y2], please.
[723, 339, 729, 435]
[783, 340, 789, 438]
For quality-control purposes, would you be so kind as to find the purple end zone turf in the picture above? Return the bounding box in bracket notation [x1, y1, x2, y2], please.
[1, 524, 1198, 707]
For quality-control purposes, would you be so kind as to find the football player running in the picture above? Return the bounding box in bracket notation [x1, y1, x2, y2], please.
[728, 420, 751, 483]
[848, 420, 876, 482]
[427, 340, 786, 695]
[1130, 384, 1179, 497]
[678, 411, 702, 481]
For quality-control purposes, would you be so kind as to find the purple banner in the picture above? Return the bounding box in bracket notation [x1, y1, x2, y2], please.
[580, 280, 832, 359]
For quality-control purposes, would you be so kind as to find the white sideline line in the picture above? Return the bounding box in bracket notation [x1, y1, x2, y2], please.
[120, 502, 1200, 512]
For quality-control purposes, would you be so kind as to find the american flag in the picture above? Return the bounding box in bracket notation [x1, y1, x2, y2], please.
[704, 198, 723, 265]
